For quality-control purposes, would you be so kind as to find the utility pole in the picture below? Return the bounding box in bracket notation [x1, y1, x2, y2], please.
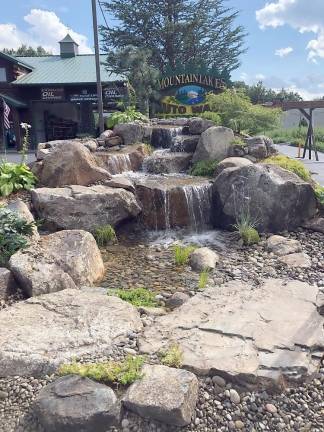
[91, 0, 105, 134]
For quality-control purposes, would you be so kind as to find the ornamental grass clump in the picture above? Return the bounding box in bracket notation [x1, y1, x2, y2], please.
[173, 245, 196, 266]
[189, 160, 219, 177]
[159, 345, 183, 368]
[315, 185, 324, 206]
[263, 155, 311, 182]
[108, 287, 157, 307]
[59, 355, 144, 386]
[94, 225, 117, 246]
[198, 268, 210, 290]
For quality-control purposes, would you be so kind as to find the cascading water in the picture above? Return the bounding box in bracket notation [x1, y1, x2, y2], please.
[182, 183, 212, 231]
[106, 154, 132, 174]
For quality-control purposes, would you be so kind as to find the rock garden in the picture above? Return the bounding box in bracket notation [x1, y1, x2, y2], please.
[0, 117, 323, 432]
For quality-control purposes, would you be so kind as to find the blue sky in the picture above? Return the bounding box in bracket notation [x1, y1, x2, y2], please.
[1, 0, 324, 99]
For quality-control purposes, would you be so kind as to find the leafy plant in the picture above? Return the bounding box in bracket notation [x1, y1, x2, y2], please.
[189, 160, 218, 177]
[0, 208, 35, 266]
[108, 287, 158, 307]
[198, 268, 210, 289]
[315, 184, 324, 206]
[159, 345, 183, 368]
[0, 162, 37, 197]
[263, 155, 311, 182]
[200, 111, 221, 125]
[173, 245, 196, 266]
[94, 225, 117, 246]
[59, 355, 145, 386]
[231, 137, 246, 147]
[107, 105, 149, 128]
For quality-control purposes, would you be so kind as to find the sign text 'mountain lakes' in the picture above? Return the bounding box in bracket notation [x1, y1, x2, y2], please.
[159, 74, 226, 91]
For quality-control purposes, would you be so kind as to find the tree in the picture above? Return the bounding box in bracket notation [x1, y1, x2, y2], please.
[100, 0, 246, 75]
[3, 45, 51, 57]
[233, 81, 302, 104]
[105, 46, 160, 114]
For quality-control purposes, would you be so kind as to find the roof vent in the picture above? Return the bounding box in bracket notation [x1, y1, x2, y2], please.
[59, 34, 79, 58]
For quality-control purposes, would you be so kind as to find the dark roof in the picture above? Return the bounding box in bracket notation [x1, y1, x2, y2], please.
[59, 34, 79, 46]
[0, 93, 27, 108]
[0, 52, 33, 70]
[12, 55, 124, 85]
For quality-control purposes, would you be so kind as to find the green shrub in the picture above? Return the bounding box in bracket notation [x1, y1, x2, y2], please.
[0, 208, 35, 266]
[0, 163, 37, 197]
[263, 155, 311, 182]
[108, 287, 157, 307]
[160, 345, 183, 368]
[107, 106, 149, 128]
[198, 268, 210, 289]
[59, 355, 144, 385]
[240, 227, 260, 246]
[315, 185, 324, 205]
[231, 137, 246, 147]
[200, 111, 221, 125]
[173, 245, 196, 266]
[189, 160, 218, 177]
[94, 225, 117, 246]
[265, 127, 324, 153]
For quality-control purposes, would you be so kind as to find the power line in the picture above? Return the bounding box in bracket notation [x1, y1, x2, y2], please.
[98, 0, 109, 28]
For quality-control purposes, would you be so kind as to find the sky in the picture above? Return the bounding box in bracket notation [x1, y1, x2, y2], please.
[1, 0, 324, 100]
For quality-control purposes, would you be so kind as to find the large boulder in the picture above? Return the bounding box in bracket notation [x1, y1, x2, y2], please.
[34, 375, 120, 432]
[266, 235, 302, 256]
[36, 138, 98, 160]
[6, 199, 39, 241]
[139, 279, 323, 383]
[214, 157, 252, 177]
[213, 164, 317, 232]
[144, 152, 192, 174]
[0, 268, 18, 300]
[187, 117, 215, 135]
[193, 127, 235, 163]
[9, 230, 104, 297]
[32, 185, 141, 231]
[303, 217, 324, 234]
[0, 287, 143, 376]
[123, 365, 198, 426]
[113, 122, 151, 146]
[95, 144, 149, 174]
[189, 247, 219, 272]
[36, 142, 111, 187]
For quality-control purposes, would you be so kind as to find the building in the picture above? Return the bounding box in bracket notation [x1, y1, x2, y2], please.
[0, 34, 126, 150]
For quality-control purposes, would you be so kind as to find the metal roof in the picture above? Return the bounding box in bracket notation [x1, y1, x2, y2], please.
[0, 93, 27, 108]
[59, 34, 79, 45]
[0, 52, 33, 70]
[13, 55, 124, 85]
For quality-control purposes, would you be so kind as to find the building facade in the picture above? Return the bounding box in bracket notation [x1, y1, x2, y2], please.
[0, 34, 126, 150]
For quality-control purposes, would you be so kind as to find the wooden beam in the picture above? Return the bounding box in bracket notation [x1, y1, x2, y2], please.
[282, 100, 324, 111]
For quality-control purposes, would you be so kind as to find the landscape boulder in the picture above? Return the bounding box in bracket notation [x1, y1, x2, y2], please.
[0, 268, 18, 300]
[213, 164, 317, 232]
[246, 136, 277, 160]
[189, 247, 219, 272]
[279, 252, 312, 268]
[214, 157, 252, 177]
[187, 117, 215, 135]
[170, 135, 200, 153]
[6, 199, 39, 240]
[114, 122, 151, 146]
[144, 152, 193, 174]
[0, 287, 143, 376]
[9, 230, 104, 297]
[34, 375, 120, 432]
[266, 235, 302, 256]
[165, 292, 190, 310]
[123, 365, 199, 426]
[36, 138, 98, 160]
[36, 142, 111, 187]
[95, 144, 150, 174]
[32, 185, 141, 231]
[302, 217, 324, 234]
[193, 126, 235, 163]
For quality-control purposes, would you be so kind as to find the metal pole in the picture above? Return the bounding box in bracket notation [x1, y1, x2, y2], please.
[91, 0, 105, 134]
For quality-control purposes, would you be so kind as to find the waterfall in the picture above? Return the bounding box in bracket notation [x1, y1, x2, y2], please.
[106, 154, 132, 174]
[182, 184, 212, 231]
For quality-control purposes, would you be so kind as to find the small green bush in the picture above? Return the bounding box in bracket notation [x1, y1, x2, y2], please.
[189, 160, 218, 177]
[109, 287, 157, 307]
[231, 137, 246, 147]
[198, 268, 210, 289]
[240, 227, 260, 246]
[0, 163, 37, 197]
[94, 225, 117, 246]
[263, 155, 311, 182]
[160, 345, 183, 368]
[107, 106, 149, 128]
[200, 111, 221, 125]
[315, 185, 324, 205]
[0, 208, 35, 265]
[173, 245, 196, 266]
[59, 355, 144, 385]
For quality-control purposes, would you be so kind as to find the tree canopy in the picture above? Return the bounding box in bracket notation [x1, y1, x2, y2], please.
[3, 45, 51, 57]
[100, 0, 246, 75]
[233, 81, 303, 103]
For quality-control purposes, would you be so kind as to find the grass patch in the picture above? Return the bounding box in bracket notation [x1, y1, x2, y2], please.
[231, 137, 246, 147]
[265, 127, 324, 153]
[189, 160, 219, 177]
[198, 268, 210, 289]
[159, 345, 183, 368]
[108, 287, 157, 307]
[263, 155, 311, 182]
[173, 245, 196, 266]
[93, 225, 117, 246]
[58, 355, 144, 386]
[234, 214, 260, 246]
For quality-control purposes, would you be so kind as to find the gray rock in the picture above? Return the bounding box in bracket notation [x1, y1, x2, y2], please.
[9, 230, 104, 297]
[214, 157, 252, 177]
[170, 135, 200, 153]
[34, 375, 120, 431]
[0, 268, 18, 300]
[139, 279, 323, 383]
[6, 199, 39, 240]
[213, 164, 317, 232]
[266, 235, 302, 256]
[0, 287, 142, 376]
[151, 126, 183, 149]
[165, 292, 190, 310]
[189, 247, 219, 272]
[246, 136, 268, 160]
[279, 252, 312, 268]
[123, 365, 199, 426]
[104, 175, 135, 193]
[144, 152, 192, 174]
[114, 122, 149, 146]
[187, 118, 215, 135]
[95, 144, 149, 174]
[302, 217, 324, 234]
[193, 126, 235, 163]
[32, 185, 141, 231]
[229, 389, 240, 404]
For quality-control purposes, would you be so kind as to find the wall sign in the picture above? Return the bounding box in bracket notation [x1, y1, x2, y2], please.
[69, 89, 98, 102]
[41, 87, 65, 101]
[158, 74, 226, 116]
[103, 87, 123, 100]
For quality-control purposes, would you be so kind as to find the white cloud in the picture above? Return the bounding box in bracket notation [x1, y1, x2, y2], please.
[275, 47, 293, 57]
[256, 0, 324, 61]
[255, 73, 266, 80]
[0, 9, 92, 54]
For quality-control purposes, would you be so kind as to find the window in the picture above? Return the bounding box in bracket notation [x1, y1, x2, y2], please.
[0, 68, 7, 82]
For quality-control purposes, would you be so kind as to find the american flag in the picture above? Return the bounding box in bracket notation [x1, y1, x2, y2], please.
[3, 99, 10, 130]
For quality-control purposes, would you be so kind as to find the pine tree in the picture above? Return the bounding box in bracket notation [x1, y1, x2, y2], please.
[100, 0, 246, 75]
[3, 45, 51, 57]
